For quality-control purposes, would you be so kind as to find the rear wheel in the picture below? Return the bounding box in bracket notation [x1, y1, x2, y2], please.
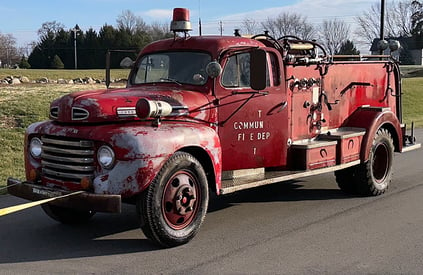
[356, 128, 394, 195]
[335, 128, 394, 196]
[41, 204, 95, 224]
[137, 152, 209, 247]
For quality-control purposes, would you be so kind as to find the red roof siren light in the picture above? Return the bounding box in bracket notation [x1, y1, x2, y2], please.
[170, 8, 192, 33]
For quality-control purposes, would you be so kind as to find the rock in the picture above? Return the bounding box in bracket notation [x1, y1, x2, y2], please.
[11, 78, 21, 85]
[68, 79, 74, 84]
[37, 77, 49, 84]
[73, 78, 83, 84]
[20, 76, 30, 83]
[57, 79, 68, 84]
[82, 77, 94, 84]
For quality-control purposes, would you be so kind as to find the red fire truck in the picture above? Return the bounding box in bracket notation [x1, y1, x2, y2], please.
[7, 8, 420, 247]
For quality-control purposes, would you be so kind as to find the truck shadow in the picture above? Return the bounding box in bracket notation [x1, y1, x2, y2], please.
[208, 179, 353, 213]
[0, 204, 162, 264]
[0, 178, 352, 264]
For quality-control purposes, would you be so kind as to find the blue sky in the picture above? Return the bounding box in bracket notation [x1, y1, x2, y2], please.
[0, 0, 379, 48]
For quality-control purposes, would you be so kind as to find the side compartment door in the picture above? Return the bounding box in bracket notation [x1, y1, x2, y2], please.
[216, 48, 289, 171]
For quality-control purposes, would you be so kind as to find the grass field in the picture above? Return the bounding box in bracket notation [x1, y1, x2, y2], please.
[0, 68, 129, 83]
[1, 69, 423, 192]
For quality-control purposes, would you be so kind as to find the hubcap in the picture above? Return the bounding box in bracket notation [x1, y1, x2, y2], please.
[373, 143, 389, 183]
[162, 171, 199, 230]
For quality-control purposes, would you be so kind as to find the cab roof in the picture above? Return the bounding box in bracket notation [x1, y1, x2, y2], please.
[140, 35, 266, 59]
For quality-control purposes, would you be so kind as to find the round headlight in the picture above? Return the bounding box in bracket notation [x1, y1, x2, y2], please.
[97, 145, 115, 169]
[29, 137, 43, 158]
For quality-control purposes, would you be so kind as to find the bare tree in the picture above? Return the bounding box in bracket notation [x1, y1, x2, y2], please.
[148, 22, 173, 40]
[411, 0, 423, 34]
[355, 1, 413, 45]
[261, 12, 315, 40]
[37, 21, 66, 38]
[116, 10, 148, 35]
[319, 19, 350, 55]
[0, 32, 19, 67]
[241, 18, 261, 35]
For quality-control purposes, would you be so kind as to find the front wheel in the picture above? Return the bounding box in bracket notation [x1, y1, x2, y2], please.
[137, 152, 209, 247]
[41, 204, 95, 224]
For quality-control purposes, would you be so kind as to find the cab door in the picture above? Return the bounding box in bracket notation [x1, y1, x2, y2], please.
[216, 48, 289, 171]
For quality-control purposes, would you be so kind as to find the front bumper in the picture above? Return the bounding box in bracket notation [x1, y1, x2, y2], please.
[7, 178, 121, 213]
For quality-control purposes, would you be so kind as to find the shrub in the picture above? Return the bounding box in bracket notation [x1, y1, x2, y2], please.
[50, 55, 64, 69]
[19, 56, 31, 69]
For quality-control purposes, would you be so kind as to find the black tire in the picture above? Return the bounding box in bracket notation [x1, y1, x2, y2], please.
[41, 204, 95, 224]
[335, 128, 394, 196]
[335, 165, 359, 194]
[137, 152, 209, 247]
[356, 128, 394, 196]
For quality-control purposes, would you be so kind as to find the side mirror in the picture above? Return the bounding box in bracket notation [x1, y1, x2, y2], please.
[250, 49, 267, 91]
[120, 57, 134, 69]
[206, 61, 222, 78]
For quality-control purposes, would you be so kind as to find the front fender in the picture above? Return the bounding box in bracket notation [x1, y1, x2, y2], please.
[342, 106, 402, 161]
[92, 122, 222, 197]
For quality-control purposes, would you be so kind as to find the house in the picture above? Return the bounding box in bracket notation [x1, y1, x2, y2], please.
[370, 37, 423, 65]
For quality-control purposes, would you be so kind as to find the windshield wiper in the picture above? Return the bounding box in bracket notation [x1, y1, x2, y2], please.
[160, 78, 182, 86]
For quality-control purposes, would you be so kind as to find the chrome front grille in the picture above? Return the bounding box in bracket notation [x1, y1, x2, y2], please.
[41, 136, 95, 184]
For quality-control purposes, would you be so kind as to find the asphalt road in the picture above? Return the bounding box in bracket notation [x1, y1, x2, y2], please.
[1, 129, 423, 274]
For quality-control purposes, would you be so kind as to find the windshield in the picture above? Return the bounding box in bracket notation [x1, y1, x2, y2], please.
[132, 52, 211, 86]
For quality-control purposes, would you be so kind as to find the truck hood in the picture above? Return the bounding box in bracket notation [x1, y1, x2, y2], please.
[49, 86, 212, 124]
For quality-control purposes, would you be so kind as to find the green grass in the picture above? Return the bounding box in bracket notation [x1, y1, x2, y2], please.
[0, 68, 129, 82]
[0, 83, 109, 194]
[1, 70, 423, 193]
[402, 77, 423, 127]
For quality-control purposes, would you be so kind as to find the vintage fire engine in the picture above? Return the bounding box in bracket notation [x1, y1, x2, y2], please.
[7, 8, 420, 247]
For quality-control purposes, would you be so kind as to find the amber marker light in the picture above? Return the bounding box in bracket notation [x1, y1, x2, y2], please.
[29, 169, 40, 182]
[80, 177, 92, 190]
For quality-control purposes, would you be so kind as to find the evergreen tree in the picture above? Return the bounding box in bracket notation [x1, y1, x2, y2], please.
[50, 54, 64, 69]
[19, 56, 31, 69]
[28, 11, 177, 69]
[336, 40, 360, 55]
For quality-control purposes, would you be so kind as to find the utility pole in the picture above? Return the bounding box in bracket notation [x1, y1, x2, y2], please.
[71, 24, 80, 70]
[219, 21, 223, 36]
[379, 0, 385, 55]
[198, 0, 202, 36]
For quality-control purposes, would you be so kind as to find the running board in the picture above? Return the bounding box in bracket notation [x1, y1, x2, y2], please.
[220, 160, 360, 195]
[401, 143, 421, 153]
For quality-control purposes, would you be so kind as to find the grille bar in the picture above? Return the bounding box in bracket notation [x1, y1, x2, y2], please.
[41, 152, 93, 164]
[42, 146, 94, 156]
[50, 107, 58, 119]
[42, 168, 91, 181]
[42, 137, 93, 147]
[41, 160, 94, 172]
[72, 107, 89, 120]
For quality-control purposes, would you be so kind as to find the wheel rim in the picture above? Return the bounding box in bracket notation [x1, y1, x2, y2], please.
[372, 142, 390, 183]
[162, 171, 200, 230]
